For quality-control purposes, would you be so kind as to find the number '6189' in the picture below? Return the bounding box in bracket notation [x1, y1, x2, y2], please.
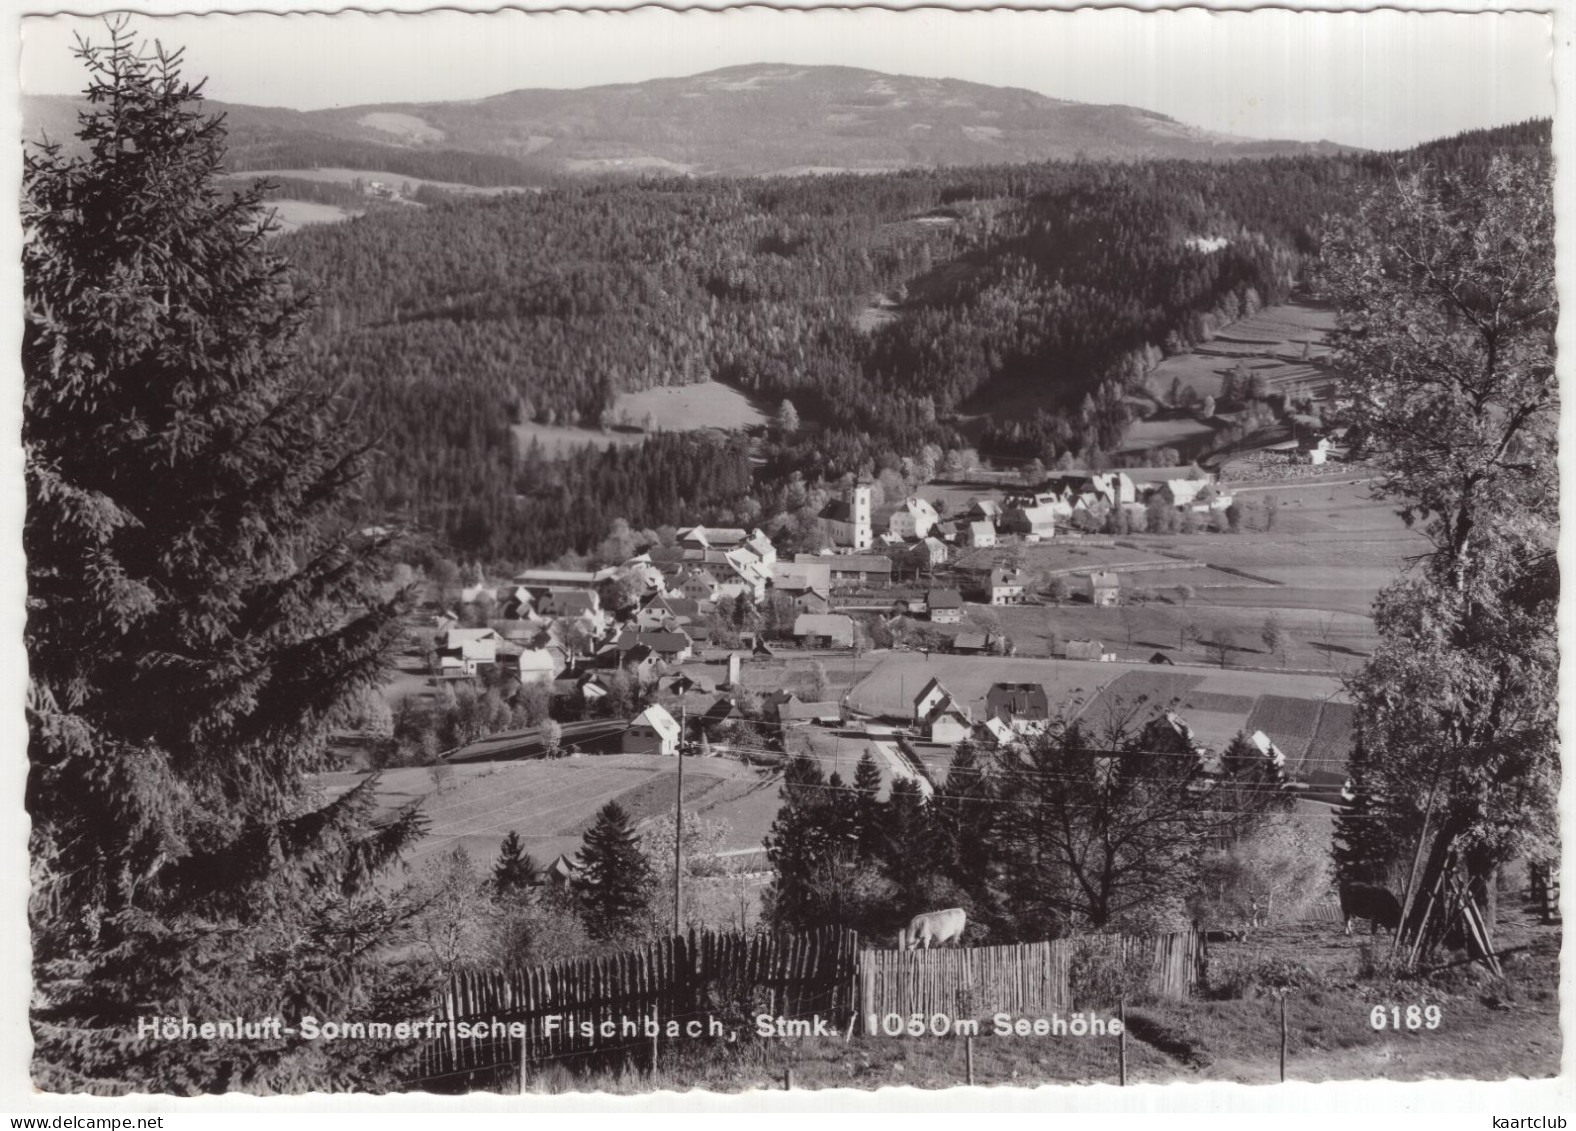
[1370, 1004, 1441, 1030]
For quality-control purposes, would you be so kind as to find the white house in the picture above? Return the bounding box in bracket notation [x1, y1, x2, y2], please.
[963, 521, 997, 549]
[1089, 571, 1121, 607]
[888, 496, 940, 541]
[988, 568, 1027, 606]
[912, 676, 951, 723]
[441, 627, 500, 665]
[622, 705, 682, 757]
[516, 648, 559, 684]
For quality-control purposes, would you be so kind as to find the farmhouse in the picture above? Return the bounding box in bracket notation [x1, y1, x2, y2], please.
[772, 696, 843, 726]
[888, 495, 941, 540]
[926, 701, 973, 745]
[793, 613, 857, 649]
[977, 716, 1017, 746]
[906, 536, 949, 571]
[791, 589, 833, 615]
[966, 500, 1003, 523]
[987, 682, 1050, 731]
[614, 629, 693, 664]
[933, 520, 961, 543]
[672, 567, 721, 603]
[962, 521, 997, 549]
[537, 589, 602, 620]
[1064, 638, 1113, 662]
[516, 648, 560, 684]
[952, 632, 991, 655]
[1155, 478, 1212, 510]
[1089, 571, 1121, 607]
[440, 627, 500, 665]
[622, 705, 682, 757]
[988, 568, 1028, 606]
[926, 589, 964, 624]
[515, 568, 599, 591]
[678, 526, 749, 551]
[1000, 503, 1057, 541]
[620, 644, 661, 683]
[772, 560, 832, 595]
[795, 553, 892, 587]
[912, 676, 952, 723]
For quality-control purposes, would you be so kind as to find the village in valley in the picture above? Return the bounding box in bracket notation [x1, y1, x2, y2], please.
[22, 7, 1559, 1099]
[346, 414, 1388, 897]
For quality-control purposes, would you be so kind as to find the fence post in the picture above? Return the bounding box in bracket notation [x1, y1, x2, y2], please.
[1279, 994, 1288, 1082]
[965, 1035, 975, 1086]
[1118, 1000, 1127, 1086]
[784, 1068, 794, 1091]
[519, 1033, 529, 1094]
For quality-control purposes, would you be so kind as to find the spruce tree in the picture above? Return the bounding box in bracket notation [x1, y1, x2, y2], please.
[24, 24, 421, 1093]
[762, 754, 839, 929]
[852, 751, 885, 860]
[935, 742, 996, 899]
[575, 802, 654, 941]
[880, 778, 941, 900]
[492, 831, 540, 897]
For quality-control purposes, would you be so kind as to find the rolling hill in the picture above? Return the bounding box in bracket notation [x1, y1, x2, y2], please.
[23, 63, 1353, 184]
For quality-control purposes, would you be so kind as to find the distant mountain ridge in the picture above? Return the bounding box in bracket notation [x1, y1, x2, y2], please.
[25, 63, 1356, 183]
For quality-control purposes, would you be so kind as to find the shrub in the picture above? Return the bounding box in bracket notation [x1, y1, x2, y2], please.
[1209, 953, 1323, 1000]
[1067, 937, 1154, 1009]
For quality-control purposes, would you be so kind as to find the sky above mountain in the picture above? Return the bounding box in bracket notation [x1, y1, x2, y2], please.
[21, 4, 1555, 152]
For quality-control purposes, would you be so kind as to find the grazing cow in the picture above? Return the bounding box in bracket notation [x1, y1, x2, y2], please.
[897, 908, 967, 950]
[1340, 883, 1403, 936]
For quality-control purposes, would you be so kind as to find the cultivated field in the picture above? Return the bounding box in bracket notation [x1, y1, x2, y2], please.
[512, 380, 767, 456]
[1144, 300, 1338, 403]
[265, 199, 361, 232]
[611, 381, 767, 431]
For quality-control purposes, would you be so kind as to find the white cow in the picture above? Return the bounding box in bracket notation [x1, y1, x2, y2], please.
[897, 907, 967, 950]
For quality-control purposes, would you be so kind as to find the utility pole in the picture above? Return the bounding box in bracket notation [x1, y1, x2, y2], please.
[674, 705, 685, 936]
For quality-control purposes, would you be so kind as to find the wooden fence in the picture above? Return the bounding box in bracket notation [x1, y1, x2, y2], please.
[858, 930, 1203, 1033]
[417, 926, 859, 1089]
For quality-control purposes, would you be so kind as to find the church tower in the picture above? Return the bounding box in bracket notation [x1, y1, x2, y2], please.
[852, 481, 872, 550]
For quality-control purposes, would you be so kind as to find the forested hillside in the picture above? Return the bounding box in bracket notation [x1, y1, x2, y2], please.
[278, 121, 1549, 564]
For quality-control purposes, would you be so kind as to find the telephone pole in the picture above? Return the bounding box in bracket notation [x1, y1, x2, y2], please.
[674, 705, 685, 936]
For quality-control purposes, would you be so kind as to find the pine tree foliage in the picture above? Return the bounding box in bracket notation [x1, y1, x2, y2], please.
[574, 802, 654, 941]
[492, 831, 540, 897]
[24, 23, 422, 1093]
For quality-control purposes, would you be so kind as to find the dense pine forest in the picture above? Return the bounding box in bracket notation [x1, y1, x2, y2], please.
[277, 119, 1550, 564]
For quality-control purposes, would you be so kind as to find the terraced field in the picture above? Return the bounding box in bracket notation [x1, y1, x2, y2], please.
[1143, 300, 1338, 403]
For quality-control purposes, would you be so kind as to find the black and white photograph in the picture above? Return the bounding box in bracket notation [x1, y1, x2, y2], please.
[13, 0, 1569, 1109]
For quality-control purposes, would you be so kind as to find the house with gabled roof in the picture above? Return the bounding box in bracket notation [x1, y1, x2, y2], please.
[988, 568, 1027, 606]
[952, 632, 991, 655]
[977, 716, 1017, 747]
[673, 567, 721, 603]
[987, 682, 1049, 733]
[1000, 503, 1057, 541]
[441, 627, 500, 665]
[781, 699, 843, 727]
[1088, 571, 1121, 607]
[516, 648, 560, 684]
[793, 613, 856, 649]
[927, 588, 964, 624]
[926, 699, 973, 745]
[537, 589, 602, 620]
[622, 704, 682, 756]
[962, 521, 997, 549]
[888, 495, 940, 541]
[912, 676, 951, 723]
